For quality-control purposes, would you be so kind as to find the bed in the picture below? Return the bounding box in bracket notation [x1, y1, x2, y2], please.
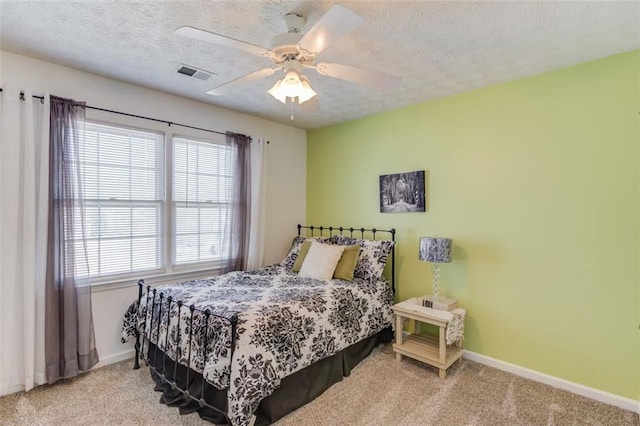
[121, 224, 396, 426]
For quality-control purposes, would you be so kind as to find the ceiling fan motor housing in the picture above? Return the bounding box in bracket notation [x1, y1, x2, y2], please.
[269, 12, 316, 63]
[270, 32, 315, 63]
[270, 32, 302, 51]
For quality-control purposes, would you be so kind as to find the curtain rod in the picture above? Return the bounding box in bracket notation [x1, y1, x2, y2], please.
[0, 88, 267, 142]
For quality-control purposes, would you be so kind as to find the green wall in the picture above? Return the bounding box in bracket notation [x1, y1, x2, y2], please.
[307, 50, 640, 401]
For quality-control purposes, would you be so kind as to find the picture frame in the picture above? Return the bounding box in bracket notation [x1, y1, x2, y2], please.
[379, 170, 426, 213]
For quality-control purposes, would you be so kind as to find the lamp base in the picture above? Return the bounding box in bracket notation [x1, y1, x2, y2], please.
[421, 295, 458, 311]
[432, 262, 441, 301]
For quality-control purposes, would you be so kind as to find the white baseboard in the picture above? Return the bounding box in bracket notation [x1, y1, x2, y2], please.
[93, 348, 136, 369]
[463, 350, 640, 414]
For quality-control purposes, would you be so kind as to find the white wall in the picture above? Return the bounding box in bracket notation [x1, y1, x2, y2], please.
[0, 50, 307, 365]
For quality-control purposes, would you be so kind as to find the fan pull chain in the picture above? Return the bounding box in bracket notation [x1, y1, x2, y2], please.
[290, 98, 294, 121]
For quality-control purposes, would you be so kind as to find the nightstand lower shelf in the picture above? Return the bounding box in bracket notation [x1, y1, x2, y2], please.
[393, 333, 463, 377]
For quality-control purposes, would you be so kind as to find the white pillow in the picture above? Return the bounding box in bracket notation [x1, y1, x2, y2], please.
[298, 242, 345, 280]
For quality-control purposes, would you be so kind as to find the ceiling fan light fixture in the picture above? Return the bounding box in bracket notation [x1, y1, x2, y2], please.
[268, 70, 317, 104]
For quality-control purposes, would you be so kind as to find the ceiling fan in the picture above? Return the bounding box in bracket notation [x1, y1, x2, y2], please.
[174, 4, 400, 111]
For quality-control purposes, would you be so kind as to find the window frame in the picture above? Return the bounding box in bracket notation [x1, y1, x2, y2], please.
[78, 119, 166, 284]
[170, 133, 232, 272]
[81, 114, 233, 289]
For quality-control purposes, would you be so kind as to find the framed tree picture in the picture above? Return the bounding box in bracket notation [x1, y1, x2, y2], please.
[379, 170, 426, 213]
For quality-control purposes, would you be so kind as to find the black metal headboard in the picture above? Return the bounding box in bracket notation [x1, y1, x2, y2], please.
[297, 224, 396, 294]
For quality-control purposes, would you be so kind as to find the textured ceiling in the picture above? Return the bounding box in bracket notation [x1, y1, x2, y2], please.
[1, 1, 639, 130]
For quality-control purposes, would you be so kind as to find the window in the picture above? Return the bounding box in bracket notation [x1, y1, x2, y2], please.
[173, 136, 233, 265]
[77, 122, 164, 279]
[74, 122, 235, 283]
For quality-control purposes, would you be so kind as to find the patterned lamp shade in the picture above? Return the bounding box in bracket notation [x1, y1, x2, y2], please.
[419, 237, 453, 263]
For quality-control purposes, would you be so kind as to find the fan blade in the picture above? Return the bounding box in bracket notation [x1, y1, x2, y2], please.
[175, 26, 270, 57]
[299, 96, 320, 113]
[315, 62, 400, 91]
[297, 5, 364, 55]
[207, 68, 279, 96]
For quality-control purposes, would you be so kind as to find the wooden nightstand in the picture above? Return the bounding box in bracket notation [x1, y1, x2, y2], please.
[392, 298, 465, 379]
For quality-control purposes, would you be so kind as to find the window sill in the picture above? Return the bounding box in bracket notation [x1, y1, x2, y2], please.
[90, 267, 224, 293]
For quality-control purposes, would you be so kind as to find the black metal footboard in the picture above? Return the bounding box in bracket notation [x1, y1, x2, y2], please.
[133, 280, 238, 422]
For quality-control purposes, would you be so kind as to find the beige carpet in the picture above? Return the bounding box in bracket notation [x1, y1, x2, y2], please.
[0, 346, 638, 426]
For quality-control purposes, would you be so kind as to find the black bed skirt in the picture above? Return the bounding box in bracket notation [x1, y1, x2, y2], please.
[148, 326, 392, 425]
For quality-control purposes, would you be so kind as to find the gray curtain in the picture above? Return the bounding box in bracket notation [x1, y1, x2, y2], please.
[223, 132, 251, 272]
[45, 96, 98, 383]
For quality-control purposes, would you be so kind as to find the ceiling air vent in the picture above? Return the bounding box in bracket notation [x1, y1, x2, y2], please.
[177, 64, 216, 81]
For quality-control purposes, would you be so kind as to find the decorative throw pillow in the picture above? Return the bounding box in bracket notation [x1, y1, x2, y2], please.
[333, 244, 361, 281]
[294, 242, 361, 280]
[280, 236, 328, 270]
[299, 242, 345, 280]
[292, 240, 312, 272]
[329, 235, 395, 283]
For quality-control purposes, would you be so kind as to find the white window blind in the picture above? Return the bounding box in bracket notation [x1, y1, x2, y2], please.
[76, 122, 164, 279]
[173, 136, 233, 266]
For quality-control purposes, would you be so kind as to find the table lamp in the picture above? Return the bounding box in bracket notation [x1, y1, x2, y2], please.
[419, 237, 453, 301]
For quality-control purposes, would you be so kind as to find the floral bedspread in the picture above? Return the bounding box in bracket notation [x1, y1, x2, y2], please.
[121, 265, 393, 426]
